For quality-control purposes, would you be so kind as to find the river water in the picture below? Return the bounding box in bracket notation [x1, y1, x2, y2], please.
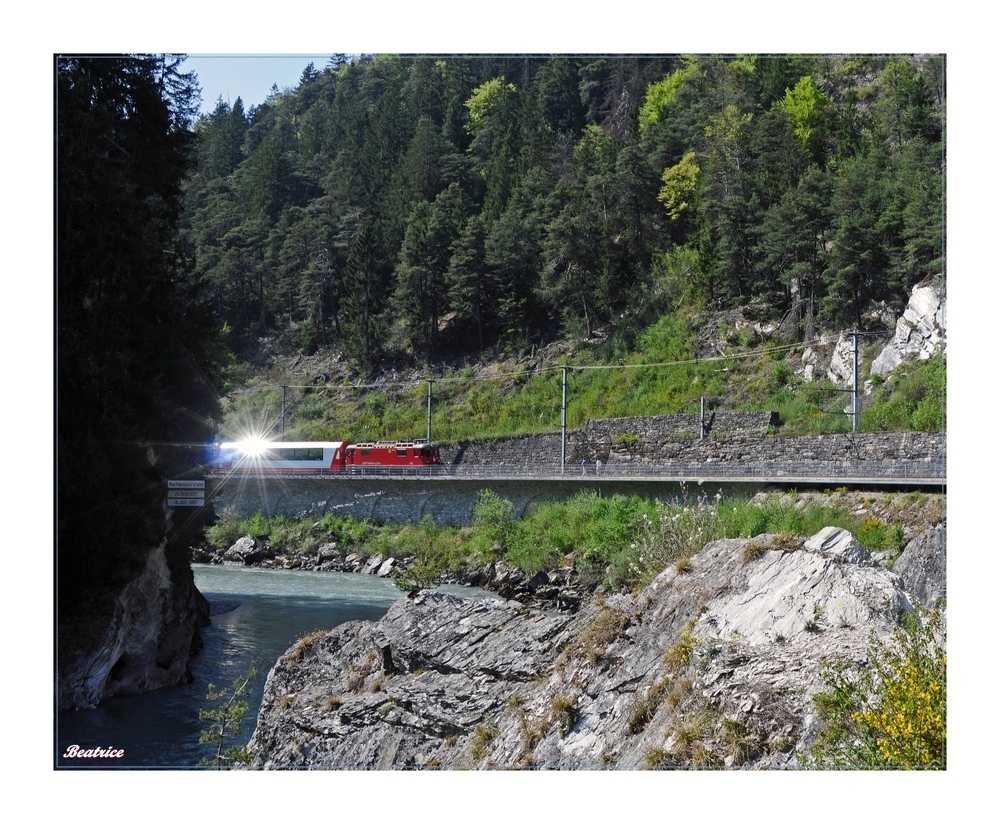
[55, 565, 496, 770]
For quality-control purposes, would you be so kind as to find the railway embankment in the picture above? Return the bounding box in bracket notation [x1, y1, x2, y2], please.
[207, 427, 944, 527]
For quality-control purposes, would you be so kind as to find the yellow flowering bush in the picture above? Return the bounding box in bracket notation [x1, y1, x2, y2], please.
[665, 621, 699, 670]
[809, 607, 945, 769]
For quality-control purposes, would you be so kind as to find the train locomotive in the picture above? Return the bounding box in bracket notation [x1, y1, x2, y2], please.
[211, 439, 443, 475]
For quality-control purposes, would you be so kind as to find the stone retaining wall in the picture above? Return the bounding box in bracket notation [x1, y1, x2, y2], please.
[442, 416, 942, 471]
[209, 477, 765, 527]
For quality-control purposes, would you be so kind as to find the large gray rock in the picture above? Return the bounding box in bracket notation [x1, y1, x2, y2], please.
[58, 540, 209, 710]
[870, 279, 945, 378]
[224, 535, 272, 565]
[248, 525, 929, 769]
[893, 523, 946, 608]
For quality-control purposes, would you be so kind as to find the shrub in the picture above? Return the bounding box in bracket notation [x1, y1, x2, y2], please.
[857, 516, 906, 552]
[809, 607, 946, 769]
[665, 621, 699, 670]
[472, 489, 516, 550]
[862, 352, 945, 433]
[609, 485, 723, 590]
[198, 663, 259, 769]
[205, 507, 248, 550]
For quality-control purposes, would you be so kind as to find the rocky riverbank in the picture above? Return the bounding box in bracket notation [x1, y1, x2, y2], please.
[192, 536, 588, 613]
[191, 489, 944, 615]
[59, 539, 210, 711]
[245, 519, 945, 769]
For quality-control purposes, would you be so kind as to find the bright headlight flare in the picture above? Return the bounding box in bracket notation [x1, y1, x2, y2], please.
[219, 437, 273, 460]
[237, 437, 270, 458]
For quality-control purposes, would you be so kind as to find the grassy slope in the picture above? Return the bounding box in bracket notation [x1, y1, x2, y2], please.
[216, 306, 943, 445]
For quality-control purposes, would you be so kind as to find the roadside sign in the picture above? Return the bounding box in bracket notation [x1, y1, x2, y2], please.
[167, 478, 205, 507]
[167, 488, 204, 499]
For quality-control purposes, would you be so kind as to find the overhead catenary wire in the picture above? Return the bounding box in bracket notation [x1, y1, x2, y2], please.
[251, 332, 881, 393]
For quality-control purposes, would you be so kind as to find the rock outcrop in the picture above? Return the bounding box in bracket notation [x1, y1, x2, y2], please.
[58, 539, 210, 711]
[798, 277, 944, 389]
[248, 525, 935, 769]
[893, 523, 946, 608]
[870, 277, 946, 379]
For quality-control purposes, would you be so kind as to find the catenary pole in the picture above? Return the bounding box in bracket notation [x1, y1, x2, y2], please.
[561, 366, 567, 476]
[852, 331, 860, 432]
[426, 379, 433, 442]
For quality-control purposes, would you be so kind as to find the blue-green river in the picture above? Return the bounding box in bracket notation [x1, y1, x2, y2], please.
[56, 565, 495, 769]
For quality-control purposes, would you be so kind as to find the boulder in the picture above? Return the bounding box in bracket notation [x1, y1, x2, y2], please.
[223, 535, 271, 565]
[360, 553, 384, 575]
[316, 543, 340, 563]
[893, 523, 946, 608]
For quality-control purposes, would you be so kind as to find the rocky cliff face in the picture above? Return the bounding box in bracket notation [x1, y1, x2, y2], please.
[57, 539, 210, 711]
[801, 276, 944, 388]
[870, 277, 946, 379]
[247, 524, 943, 769]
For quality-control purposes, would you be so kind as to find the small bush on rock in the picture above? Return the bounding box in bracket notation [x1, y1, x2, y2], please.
[808, 607, 946, 769]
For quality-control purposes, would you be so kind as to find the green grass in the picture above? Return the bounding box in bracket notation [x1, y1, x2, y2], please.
[202, 490, 911, 594]
[222, 343, 943, 450]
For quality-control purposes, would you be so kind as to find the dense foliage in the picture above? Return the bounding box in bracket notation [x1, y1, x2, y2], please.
[863, 351, 945, 432]
[57, 56, 220, 624]
[204, 488, 913, 594]
[809, 607, 946, 769]
[184, 55, 944, 374]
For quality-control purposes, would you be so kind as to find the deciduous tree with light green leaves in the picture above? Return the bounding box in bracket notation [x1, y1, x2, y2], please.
[658, 150, 700, 221]
[777, 75, 832, 158]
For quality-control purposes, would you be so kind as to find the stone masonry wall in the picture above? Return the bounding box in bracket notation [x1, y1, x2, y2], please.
[441, 414, 942, 471]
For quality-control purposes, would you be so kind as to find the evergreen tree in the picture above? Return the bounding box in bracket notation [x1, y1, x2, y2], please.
[340, 217, 390, 371]
[57, 55, 218, 621]
[757, 165, 835, 332]
[446, 214, 490, 351]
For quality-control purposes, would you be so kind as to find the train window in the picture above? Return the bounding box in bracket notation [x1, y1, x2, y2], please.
[361, 449, 371, 457]
[397, 449, 407, 457]
[277, 448, 322, 461]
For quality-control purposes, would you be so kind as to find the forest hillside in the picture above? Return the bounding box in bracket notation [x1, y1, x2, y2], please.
[182, 54, 944, 440]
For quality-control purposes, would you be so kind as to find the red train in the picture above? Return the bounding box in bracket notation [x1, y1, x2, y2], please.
[211, 439, 443, 475]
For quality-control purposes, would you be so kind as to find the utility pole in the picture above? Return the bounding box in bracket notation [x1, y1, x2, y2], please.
[561, 366, 568, 476]
[852, 330, 860, 432]
[426, 379, 433, 442]
[281, 385, 287, 440]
